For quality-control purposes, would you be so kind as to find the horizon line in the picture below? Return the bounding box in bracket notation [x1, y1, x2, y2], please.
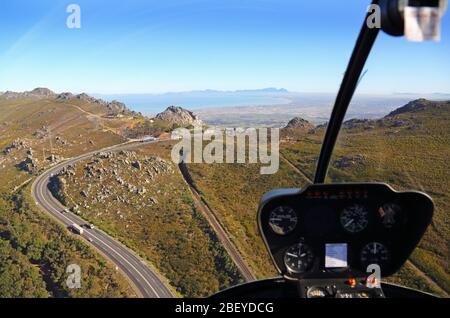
[2, 87, 450, 97]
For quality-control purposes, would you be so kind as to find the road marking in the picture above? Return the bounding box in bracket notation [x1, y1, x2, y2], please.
[37, 177, 160, 297]
[32, 140, 173, 297]
[36, 169, 163, 297]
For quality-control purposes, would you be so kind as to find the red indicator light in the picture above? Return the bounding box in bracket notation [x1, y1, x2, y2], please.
[367, 276, 378, 286]
[347, 278, 357, 287]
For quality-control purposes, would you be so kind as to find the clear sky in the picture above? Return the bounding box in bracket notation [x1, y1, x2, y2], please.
[0, 0, 449, 94]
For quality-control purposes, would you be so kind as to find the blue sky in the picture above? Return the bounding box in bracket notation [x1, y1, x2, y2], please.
[0, 0, 449, 94]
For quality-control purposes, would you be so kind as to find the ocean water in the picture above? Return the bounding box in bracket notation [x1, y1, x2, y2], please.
[92, 92, 440, 120]
[94, 92, 291, 115]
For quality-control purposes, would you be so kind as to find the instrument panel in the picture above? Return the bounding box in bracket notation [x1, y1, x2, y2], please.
[258, 183, 433, 279]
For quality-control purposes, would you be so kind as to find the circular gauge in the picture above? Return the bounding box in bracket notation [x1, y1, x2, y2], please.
[268, 206, 298, 235]
[284, 242, 314, 274]
[360, 242, 390, 269]
[340, 204, 369, 233]
[307, 286, 329, 298]
[378, 203, 402, 229]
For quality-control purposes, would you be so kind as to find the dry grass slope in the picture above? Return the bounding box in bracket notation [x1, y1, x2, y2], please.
[0, 96, 142, 297]
[51, 142, 243, 297]
[186, 100, 449, 297]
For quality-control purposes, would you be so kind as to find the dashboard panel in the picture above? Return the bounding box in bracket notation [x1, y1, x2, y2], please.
[258, 183, 433, 280]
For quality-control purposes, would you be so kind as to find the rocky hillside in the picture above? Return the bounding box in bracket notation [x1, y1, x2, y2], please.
[49, 144, 242, 296]
[282, 99, 449, 139]
[0, 89, 140, 297]
[1, 88, 139, 118]
[284, 117, 315, 131]
[155, 106, 202, 126]
[51, 150, 175, 214]
[281, 116, 315, 141]
[386, 98, 450, 117]
[185, 98, 450, 296]
[283, 99, 449, 295]
[57, 92, 137, 117]
[1, 87, 56, 99]
[337, 99, 450, 133]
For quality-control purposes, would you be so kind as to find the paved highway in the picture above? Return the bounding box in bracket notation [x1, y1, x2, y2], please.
[31, 140, 173, 298]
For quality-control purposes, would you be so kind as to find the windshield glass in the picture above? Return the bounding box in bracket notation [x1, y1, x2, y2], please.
[0, 0, 448, 299]
[325, 31, 450, 296]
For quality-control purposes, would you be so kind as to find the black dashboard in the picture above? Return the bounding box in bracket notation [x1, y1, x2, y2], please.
[258, 183, 433, 281]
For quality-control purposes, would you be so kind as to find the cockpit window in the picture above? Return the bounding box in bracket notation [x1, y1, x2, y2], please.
[326, 33, 449, 295]
[0, 0, 448, 300]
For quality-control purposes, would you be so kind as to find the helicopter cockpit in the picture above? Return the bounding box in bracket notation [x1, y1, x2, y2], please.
[212, 183, 435, 298]
[212, 0, 447, 299]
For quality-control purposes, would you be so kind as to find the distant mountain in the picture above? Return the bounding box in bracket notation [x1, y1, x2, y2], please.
[155, 106, 202, 126]
[1, 87, 56, 99]
[235, 88, 289, 94]
[0, 88, 138, 117]
[165, 88, 289, 94]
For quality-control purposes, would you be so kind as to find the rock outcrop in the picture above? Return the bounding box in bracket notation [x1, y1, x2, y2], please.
[333, 155, 366, 169]
[284, 117, 315, 132]
[342, 118, 374, 130]
[52, 150, 174, 216]
[3, 139, 30, 155]
[155, 106, 202, 126]
[105, 100, 133, 117]
[57, 92, 137, 117]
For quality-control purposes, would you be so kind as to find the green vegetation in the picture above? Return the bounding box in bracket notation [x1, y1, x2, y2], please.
[388, 261, 444, 296]
[0, 189, 134, 297]
[186, 100, 449, 296]
[53, 142, 242, 297]
[0, 96, 139, 297]
[186, 159, 309, 279]
[0, 238, 48, 298]
[1, 95, 448, 298]
[123, 119, 196, 139]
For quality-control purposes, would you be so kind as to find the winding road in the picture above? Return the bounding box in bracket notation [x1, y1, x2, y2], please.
[31, 140, 173, 298]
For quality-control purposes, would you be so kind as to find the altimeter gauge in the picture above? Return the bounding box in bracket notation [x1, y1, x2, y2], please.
[268, 206, 298, 235]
